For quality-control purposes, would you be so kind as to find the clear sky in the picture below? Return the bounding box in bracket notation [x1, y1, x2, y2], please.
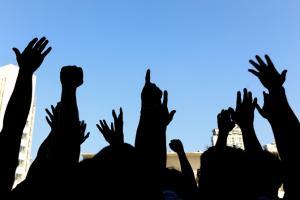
[0, 0, 300, 158]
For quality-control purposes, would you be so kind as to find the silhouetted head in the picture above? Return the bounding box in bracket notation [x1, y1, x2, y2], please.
[74, 143, 147, 199]
[249, 150, 283, 199]
[198, 146, 251, 200]
[162, 168, 192, 199]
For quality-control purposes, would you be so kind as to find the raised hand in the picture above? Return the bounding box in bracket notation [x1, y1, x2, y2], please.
[216, 108, 235, 148]
[141, 69, 162, 108]
[234, 89, 263, 152]
[255, 91, 274, 120]
[233, 89, 257, 129]
[161, 91, 176, 126]
[13, 37, 51, 74]
[96, 108, 124, 146]
[169, 139, 184, 154]
[60, 66, 83, 89]
[249, 55, 287, 92]
[45, 103, 60, 131]
[78, 120, 90, 144]
[217, 108, 235, 135]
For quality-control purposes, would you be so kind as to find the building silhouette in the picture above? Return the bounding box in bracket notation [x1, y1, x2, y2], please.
[211, 124, 244, 149]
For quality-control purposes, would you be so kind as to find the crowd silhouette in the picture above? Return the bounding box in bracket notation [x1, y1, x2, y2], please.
[0, 37, 298, 199]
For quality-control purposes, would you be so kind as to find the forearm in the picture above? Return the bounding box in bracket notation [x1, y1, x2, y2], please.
[0, 70, 33, 193]
[268, 87, 300, 161]
[241, 125, 262, 153]
[1, 70, 32, 136]
[159, 127, 167, 170]
[60, 87, 79, 125]
[177, 151, 197, 189]
[135, 108, 164, 176]
[215, 131, 228, 149]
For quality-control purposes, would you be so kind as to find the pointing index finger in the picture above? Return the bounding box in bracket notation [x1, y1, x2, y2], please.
[145, 69, 151, 84]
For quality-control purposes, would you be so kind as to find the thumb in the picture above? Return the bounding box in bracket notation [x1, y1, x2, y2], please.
[168, 110, 176, 123]
[12, 48, 21, 58]
[255, 103, 264, 117]
[280, 69, 288, 83]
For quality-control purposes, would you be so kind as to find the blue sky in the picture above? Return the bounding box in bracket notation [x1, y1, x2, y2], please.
[0, 0, 300, 158]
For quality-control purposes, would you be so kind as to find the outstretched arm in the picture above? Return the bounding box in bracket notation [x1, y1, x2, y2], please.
[54, 66, 84, 164]
[169, 139, 197, 190]
[134, 70, 175, 193]
[249, 55, 300, 198]
[249, 55, 299, 162]
[135, 70, 175, 168]
[0, 37, 51, 193]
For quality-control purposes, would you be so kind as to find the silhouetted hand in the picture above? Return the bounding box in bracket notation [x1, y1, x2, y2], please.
[217, 108, 235, 134]
[249, 55, 287, 92]
[161, 91, 176, 126]
[13, 37, 51, 74]
[255, 91, 274, 120]
[60, 66, 83, 89]
[169, 139, 184, 154]
[233, 89, 257, 129]
[96, 108, 124, 146]
[141, 69, 162, 108]
[78, 120, 90, 144]
[45, 103, 60, 131]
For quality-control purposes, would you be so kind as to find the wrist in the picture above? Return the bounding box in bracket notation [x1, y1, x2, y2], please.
[19, 67, 34, 77]
[268, 86, 285, 95]
[177, 151, 185, 156]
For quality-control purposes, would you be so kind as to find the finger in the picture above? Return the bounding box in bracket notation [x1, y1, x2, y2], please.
[264, 55, 275, 69]
[96, 124, 103, 133]
[145, 69, 151, 84]
[228, 107, 234, 114]
[46, 116, 52, 127]
[80, 120, 84, 126]
[82, 132, 90, 143]
[119, 107, 123, 120]
[249, 60, 263, 72]
[38, 39, 49, 53]
[51, 105, 56, 114]
[228, 107, 235, 120]
[255, 103, 264, 117]
[99, 120, 106, 129]
[12, 48, 21, 58]
[163, 90, 168, 107]
[42, 47, 52, 58]
[243, 88, 248, 103]
[103, 120, 109, 129]
[248, 90, 253, 103]
[112, 109, 117, 121]
[85, 132, 90, 139]
[248, 69, 260, 78]
[255, 55, 267, 68]
[263, 91, 271, 103]
[82, 122, 87, 132]
[169, 110, 176, 122]
[281, 69, 287, 83]
[25, 38, 38, 51]
[33, 37, 46, 50]
[45, 108, 53, 120]
[253, 97, 257, 105]
[110, 122, 114, 132]
[236, 91, 241, 109]
[217, 113, 222, 121]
